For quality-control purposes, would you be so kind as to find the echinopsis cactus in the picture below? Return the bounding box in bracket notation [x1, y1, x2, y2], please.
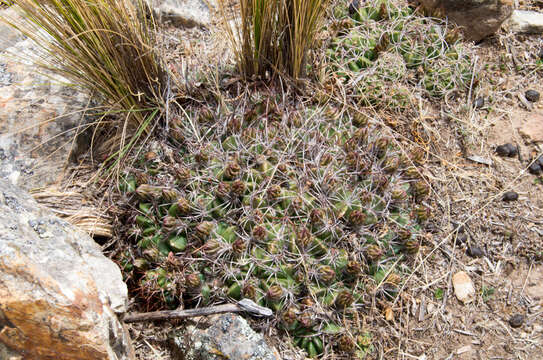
[117, 88, 430, 357]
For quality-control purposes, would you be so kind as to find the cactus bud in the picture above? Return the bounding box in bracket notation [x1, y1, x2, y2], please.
[224, 161, 241, 179]
[163, 215, 182, 232]
[404, 166, 420, 179]
[162, 188, 180, 203]
[266, 285, 283, 302]
[349, 210, 366, 226]
[338, 335, 356, 353]
[382, 156, 400, 173]
[195, 221, 214, 240]
[282, 307, 297, 326]
[335, 290, 354, 309]
[345, 260, 362, 278]
[300, 297, 315, 308]
[413, 205, 430, 222]
[298, 312, 314, 328]
[310, 208, 325, 225]
[397, 228, 411, 241]
[404, 240, 420, 254]
[296, 227, 313, 249]
[136, 184, 163, 201]
[227, 117, 241, 133]
[174, 165, 191, 183]
[185, 273, 201, 289]
[372, 137, 390, 158]
[411, 180, 430, 201]
[267, 184, 282, 200]
[252, 225, 267, 242]
[134, 171, 150, 185]
[365, 244, 383, 262]
[352, 112, 369, 127]
[391, 188, 408, 202]
[230, 180, 246, 197]
[216, 181, 231, 199]
[232, 238, 246, 254]
[320, 153, 333, 166]
[195, 148, 210, 163]
[318, 265, 336, 284]
[242, 283, 257, 299]
[410, 148, 426, 165]
[198, 108, 214, 123]
[203, 239, 222, 255]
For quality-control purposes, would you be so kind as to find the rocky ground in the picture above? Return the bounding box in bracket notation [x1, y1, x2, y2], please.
[1, 0, 542, 359]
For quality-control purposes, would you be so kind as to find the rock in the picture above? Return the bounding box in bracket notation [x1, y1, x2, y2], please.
[504, 10, 543, 34]
[349, 0, 360, 16]
[495, 143, 518, 157]
[528, 162, 542, 175]
[473, 96, 485, 109]
[525, 90, 540, 103]
[0, 179, 133, 359]
[502, 191, 518, 201]
[147, 0, 215, 28]
[414, 0, 513, 42]
[509, 314, 525, 328]
[0, 7, 24, 52]
[0, 11, 90, 190]
[172, 313, 280, 360]
[452, 271, 475, 304]
[466, 244, 484, 258]
[518, 112, 543, 144]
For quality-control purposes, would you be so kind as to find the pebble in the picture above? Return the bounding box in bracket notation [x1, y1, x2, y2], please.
[466, 245, 484, 258]
[452, 271, 475, 304]
[509, 314, 525, 328]
[528, 162, 542, 175]
[473, 97, 485, 109]
[525, 90, 540, 103]
[495, 143, 518, 157]
[502, 191, 519, 202]
[537, 155, 543, 166]
[348, 0, 360, 15]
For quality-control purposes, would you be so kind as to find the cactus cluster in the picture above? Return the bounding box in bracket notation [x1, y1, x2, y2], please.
[327, 0, 474, 109]
[117, 97, 431, 357]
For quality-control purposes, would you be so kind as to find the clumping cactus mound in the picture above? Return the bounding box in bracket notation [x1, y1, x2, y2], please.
[116, 96, 431, 358]
[327, 0, 475, 110]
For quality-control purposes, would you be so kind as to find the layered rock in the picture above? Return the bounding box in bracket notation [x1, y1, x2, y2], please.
[0, 179, 133, 359]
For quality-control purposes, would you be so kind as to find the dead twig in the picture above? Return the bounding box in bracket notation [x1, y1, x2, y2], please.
[123, 299, 272, 323]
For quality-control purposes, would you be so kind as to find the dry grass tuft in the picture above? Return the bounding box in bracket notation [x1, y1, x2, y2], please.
[1, 0, 168, 170]
[217, 0, 328, 81]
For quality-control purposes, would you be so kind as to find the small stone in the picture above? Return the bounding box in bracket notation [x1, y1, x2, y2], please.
[456, 233, 468, 245]
[452, 271, 475, 304]
[466, 245, 484, 258]
[495, 143, 518, 157]
[502, 191, 519, 202]
[509, 314, 524, 328]
[473, 97, 485, 109]
[538, 155, 543, 166]
[525, 90, 540, 103]
[348, 0, 360, 16]
[528, 162, 542, 175]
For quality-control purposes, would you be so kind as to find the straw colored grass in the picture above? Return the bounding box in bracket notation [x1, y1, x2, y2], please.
[1, 0, 168, 169]
[218, 0, 328, 81]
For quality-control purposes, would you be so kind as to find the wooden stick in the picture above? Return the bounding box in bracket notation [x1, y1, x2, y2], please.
[122, 299, 272, 323]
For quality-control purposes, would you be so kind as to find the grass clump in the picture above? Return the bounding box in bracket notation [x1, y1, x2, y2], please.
[218, 0, 328, 81]
[2, 0, 167, 167]
[326, 0, 475, 110]
[116, 94, 432, 358]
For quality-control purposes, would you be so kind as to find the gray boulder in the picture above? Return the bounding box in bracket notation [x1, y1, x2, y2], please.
[504, 10, 543, 34]
[0, 178, 133, 359]
[146, 0, 216, 28]
[172, 313, 281, 360]
[414, 0, 513, 42]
